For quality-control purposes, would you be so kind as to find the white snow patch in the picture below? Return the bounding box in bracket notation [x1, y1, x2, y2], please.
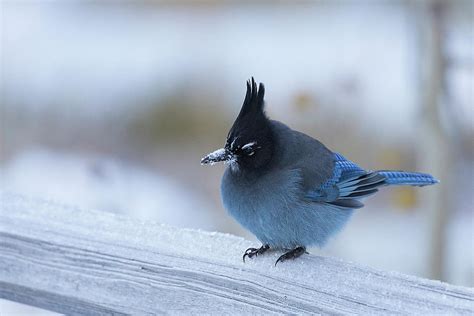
[201, 148, 225, 165]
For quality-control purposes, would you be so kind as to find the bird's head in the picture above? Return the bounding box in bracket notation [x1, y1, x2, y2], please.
[201, 78, 274, 172]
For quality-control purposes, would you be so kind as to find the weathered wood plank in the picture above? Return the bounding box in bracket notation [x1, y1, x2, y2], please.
[0, 192, 473, 315]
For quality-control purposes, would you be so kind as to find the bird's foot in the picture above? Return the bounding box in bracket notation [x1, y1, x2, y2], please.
[243, 244, 270, 262]
[275, 246, 306, 266]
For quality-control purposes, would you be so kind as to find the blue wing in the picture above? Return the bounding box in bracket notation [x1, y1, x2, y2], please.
[306, 153, 438, 209]
[306, 153, 385, 209]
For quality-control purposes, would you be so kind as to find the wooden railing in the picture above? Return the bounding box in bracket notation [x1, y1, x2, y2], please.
[1, 192, 473, 315]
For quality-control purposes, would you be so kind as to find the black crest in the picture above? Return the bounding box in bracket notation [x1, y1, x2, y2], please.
[226, 77, 274, 170]
[227, 77, 268, 143]
[238, 77, 266, 118]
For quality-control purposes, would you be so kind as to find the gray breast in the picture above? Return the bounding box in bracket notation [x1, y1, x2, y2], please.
[221, 166, 303, 243]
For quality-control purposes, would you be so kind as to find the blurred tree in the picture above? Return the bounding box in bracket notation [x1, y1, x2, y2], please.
[416, 0, 451, 281]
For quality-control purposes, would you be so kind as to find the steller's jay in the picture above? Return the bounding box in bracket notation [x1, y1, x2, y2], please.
[201, 78, 438, 266]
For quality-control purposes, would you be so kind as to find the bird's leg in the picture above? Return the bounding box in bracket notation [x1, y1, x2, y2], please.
[242, 244, 270, 262]
[275, 246, 306, 266]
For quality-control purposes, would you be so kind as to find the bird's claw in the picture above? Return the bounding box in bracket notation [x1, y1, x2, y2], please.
[242, 245, 270, 262]
[275, 246, 306, 266]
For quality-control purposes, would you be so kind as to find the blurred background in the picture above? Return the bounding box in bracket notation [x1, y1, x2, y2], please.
[0, 2, 472, 311]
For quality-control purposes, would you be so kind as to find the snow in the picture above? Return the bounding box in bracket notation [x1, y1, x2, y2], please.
[1, 192, 473, 314]
[0, 299, 60, 316]
[200, 148, 226, 165]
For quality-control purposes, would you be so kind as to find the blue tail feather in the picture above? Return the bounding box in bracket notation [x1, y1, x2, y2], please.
[378, 171, 439, 187]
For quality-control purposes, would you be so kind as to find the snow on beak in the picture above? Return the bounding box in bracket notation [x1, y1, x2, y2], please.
[201, 148, 233, 165]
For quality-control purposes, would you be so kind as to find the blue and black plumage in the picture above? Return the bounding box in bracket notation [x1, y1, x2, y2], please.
[201, 78, 438, 265]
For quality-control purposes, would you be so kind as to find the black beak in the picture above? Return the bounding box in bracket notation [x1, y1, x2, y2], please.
[201, 148, 233, 165]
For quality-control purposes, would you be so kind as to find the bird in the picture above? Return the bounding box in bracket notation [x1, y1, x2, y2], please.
[201, 78, 439, 266]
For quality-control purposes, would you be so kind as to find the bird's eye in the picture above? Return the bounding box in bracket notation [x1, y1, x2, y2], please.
[241, 142, 257, 156]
